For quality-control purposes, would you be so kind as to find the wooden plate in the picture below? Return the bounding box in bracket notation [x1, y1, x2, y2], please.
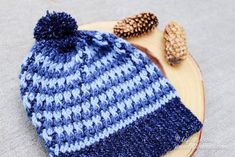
[80, 21, 205, 157]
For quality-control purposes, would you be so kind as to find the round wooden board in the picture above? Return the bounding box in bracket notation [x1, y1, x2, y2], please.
[80, 21, 205, 157]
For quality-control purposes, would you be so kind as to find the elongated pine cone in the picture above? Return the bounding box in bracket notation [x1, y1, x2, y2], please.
[113, 12, 159, 38]
[164, 22, 188, 66]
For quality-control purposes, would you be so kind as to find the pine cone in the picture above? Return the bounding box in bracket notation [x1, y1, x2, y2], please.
[113, 12, 159, 38]
[163, 22, 188, 66]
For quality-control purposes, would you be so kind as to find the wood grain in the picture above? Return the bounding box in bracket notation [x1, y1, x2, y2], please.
[80, 21, 205, 157]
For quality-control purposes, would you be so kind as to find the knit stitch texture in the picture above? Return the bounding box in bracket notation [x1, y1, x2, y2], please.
[19, 12, 202, 157]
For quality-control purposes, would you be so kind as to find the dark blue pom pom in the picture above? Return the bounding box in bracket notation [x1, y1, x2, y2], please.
[49, 36, 78, 53]
[34, 11, 78, 41]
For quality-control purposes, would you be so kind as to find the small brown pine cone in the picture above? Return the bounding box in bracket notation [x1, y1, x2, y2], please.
[163, 21, 188, 66]
[113, 12, 159, 38]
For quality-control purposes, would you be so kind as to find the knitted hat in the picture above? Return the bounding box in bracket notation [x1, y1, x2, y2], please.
[19, 12, 202, 157]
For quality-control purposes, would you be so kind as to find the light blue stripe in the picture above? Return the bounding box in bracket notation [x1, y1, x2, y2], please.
[20, 50, 115, 88]
[34, 46, 105, 73]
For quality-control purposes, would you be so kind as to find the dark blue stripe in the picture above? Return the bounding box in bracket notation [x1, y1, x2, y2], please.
[59, 97, 202, 157]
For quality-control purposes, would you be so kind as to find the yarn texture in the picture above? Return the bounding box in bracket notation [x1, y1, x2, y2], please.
[19, 12, 202, 157]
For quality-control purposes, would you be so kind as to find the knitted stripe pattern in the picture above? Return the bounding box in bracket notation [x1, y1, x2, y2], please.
[19, 12, 202, 157]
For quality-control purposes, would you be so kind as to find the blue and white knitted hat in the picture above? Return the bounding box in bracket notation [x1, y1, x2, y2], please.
[19, 12, 202, 157]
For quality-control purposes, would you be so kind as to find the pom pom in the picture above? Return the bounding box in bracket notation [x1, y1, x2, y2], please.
[34, 11, 78, 41]
[49, 36, 78, 53]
